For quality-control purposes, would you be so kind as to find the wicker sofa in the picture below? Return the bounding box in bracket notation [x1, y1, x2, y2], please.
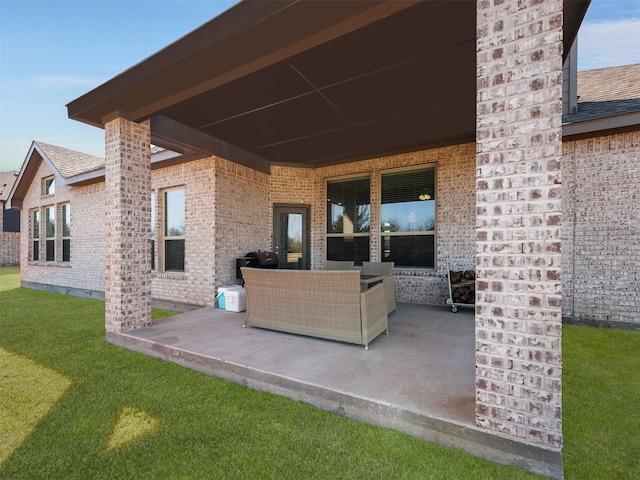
[241, 267, 388, 349]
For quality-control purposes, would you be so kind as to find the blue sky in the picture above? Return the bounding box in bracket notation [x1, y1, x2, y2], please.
[1, 0, 639, 172]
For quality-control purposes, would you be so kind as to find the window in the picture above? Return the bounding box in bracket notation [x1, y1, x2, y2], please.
[380, 166, 436, 268]
[45, 206, 55, 261]
[164, 187, 185, 272]
[43, 176, 55, 195]
[150, 193, 156, 271]
[326, 176, 370, 265]
[61, 203, 71, 262]
[32, 209, 40, 261]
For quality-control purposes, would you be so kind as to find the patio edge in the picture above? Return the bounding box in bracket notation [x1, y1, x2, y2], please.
[106, 331, 563, 479]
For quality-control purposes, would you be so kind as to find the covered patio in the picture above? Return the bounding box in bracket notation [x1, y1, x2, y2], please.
[108, 303, 556, 475]
[67, 1, 591, 478]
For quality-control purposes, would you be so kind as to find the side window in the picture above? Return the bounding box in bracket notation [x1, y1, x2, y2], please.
[45, 206, 55, 261]
[163, 187, 185, 272]
[151, 192, 156, 271]
[326, 176, 370, 266]
[61, 203, 71, 262]
[32, 209, 40, 261]
[380, 166, 436, 268]
[43, 176, 55, 195]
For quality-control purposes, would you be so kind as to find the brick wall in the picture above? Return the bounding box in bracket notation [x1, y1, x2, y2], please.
[149, 156, 270, 305]
[19, 160, 106, 293]
[151, 157, 217, 306]
[270, 165, 315, 259]
[475, 0, 564, 449]
[214, 158, 270, 288]
[265, 130, 640, 328]
[14, 130, 638, 331]
[16, 151, 273, 308]
[268, 143, 477, 305]
[14, 144, 477, 310]
[563, 131, 640, 326]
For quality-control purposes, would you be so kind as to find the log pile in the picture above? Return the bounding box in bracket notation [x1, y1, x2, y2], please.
[449, 269, 475, 304]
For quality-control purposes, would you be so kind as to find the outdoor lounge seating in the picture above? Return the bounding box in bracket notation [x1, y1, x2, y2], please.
[362, 261, 397, 314]
[241, 267, 388, 349]
[325, 260, 354, 270]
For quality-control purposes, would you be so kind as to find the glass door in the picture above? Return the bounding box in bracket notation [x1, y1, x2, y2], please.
[273, 205, 310, 270]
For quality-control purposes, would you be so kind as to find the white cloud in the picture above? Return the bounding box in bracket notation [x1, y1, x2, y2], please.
[579, 18, 640, 70]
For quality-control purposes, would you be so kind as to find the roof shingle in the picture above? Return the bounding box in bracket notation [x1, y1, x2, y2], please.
[564, 63, 640, 124]
[0, 171, 19, 202]
[35, 141, 104, 179]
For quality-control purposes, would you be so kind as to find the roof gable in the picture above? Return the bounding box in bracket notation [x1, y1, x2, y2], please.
[35, 141, 104, 179]
[6, 141, 105, 209]
[6, 141, 195, 209]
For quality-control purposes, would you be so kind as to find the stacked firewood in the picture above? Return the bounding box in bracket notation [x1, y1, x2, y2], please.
[449, 269, 475, 304]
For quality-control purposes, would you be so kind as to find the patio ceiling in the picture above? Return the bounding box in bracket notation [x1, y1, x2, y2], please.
[67, 0, 590, 173]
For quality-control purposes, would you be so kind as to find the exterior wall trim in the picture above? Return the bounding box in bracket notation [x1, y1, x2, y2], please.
[563, 111, 640, 138]
[22, 281, 105, 300]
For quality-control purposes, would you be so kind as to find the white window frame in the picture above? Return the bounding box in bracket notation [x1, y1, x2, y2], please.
[43, 176, 55, 196]
[45, 205, 55, 262]
[162, 186, 186, 273]
[61, 203, 71, 263]
[151, 192, 157, 271]
[31, 208, 40, 262]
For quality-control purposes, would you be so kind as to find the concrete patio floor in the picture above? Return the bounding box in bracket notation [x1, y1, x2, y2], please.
[107, 302, 562, 478]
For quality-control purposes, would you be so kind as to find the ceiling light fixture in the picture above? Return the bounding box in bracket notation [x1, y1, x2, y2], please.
[418, 189, 431, 201]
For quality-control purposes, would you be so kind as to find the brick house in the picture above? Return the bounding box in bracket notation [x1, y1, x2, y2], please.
[0, 171, 20, 266]
[6, 1, 640, 477]
[9, 63, 640, 318]
[562, 64, 640, 329]
[13, 61, 639, 315]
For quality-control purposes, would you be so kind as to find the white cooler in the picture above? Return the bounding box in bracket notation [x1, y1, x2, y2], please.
[216, 285, 244, 310]
[216, 285, 246, 312]
[224, 288, 246, 312]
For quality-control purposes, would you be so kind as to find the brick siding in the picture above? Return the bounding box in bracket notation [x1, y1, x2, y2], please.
[19, 160, 106, 292]
[297, 143, 478, 304]
[149, 156, 270, 305]
[563, 131, 640, 326]
[17, 131, 639, 330]
[475, 0, 564, 449]
[16, 150, 273, 309]
[213, 158, 270, 289]
[104, 117, 151, 333]
[151, 158, 216, 305]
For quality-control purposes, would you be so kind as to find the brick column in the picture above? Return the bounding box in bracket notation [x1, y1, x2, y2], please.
[476, 0, 564, 451]
[104, 114, 152, 334]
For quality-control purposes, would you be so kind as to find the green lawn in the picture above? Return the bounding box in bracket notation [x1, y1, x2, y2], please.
[562, 325, 640, 479]
[1, 267, 638, 479]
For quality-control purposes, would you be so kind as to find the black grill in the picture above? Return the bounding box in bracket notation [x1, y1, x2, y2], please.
[237, 251, 278, 282]
[245, 251, 278, 268]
